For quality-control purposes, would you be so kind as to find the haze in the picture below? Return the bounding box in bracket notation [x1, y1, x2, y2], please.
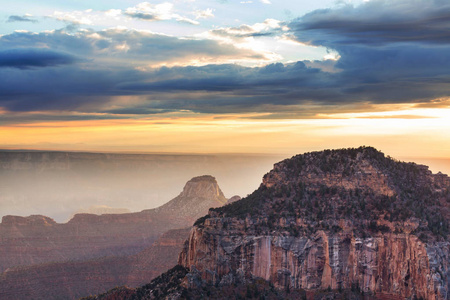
[0, 151, 283, 222]
[2, 0, 450, 221]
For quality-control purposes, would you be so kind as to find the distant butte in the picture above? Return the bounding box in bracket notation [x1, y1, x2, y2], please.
[0, 175, 234, 300]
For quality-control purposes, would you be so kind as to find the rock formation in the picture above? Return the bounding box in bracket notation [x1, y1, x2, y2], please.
[151, 175, 227, 223]
[0, 151, 278, 222]
[177, 147, 450, 299]
[0, 175, 226, 275]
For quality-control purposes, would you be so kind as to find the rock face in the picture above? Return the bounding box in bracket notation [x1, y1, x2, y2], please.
[0, 175, 225, 274]
[180, 221, 449, 299]
[179, 147, 450, 299]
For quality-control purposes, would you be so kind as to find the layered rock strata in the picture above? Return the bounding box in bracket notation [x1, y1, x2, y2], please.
[179, 220, 449, 299]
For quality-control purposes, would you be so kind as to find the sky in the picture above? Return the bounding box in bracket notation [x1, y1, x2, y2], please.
[1, 0, 450, 161]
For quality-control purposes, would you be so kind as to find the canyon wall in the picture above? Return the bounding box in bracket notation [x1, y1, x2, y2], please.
[180, 218, 449, 299]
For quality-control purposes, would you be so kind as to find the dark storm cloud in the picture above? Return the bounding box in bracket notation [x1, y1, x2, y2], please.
[7, 15, 38, 23]
[283, 0, 450, 104]
[120, 62, 329, 93]
[0, 66, 141, 111]
[290, 0, 450, 46]
[0, 48, 77, 68]
[0, 28, 271, 115]
[2, 0, 450, 119]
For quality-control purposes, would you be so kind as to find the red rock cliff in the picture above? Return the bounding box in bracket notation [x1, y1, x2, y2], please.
[179, 219, 449, 299]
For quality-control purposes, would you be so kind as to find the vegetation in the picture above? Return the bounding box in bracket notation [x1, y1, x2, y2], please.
[85, 266, 370, 300]
[82, 265, 189, 300]
[194, 214, 210, 226]
[208, 146, 449, 239]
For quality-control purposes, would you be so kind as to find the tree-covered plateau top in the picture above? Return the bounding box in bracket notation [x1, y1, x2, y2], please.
[202, 147, 450, 240]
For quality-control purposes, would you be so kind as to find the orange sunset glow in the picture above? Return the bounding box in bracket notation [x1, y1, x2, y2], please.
[2, 105, 450, 160]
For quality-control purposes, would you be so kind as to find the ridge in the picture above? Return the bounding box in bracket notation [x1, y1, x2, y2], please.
[208, 146, 449, 239]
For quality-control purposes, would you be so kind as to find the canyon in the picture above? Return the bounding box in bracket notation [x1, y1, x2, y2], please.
[0, 175, 228, 299]
[90, 147, 450, 299]
[4, 147, 450, 299]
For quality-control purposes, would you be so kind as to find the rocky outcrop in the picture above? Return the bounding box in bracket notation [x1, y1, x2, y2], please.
[178, 147, 450, 299]
[153, 175, 227, 224]
[1, 215, 57, 227]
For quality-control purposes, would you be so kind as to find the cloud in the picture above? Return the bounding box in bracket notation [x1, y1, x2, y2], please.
[0, 112, 128, 125]
[206, 19, 283, 41]
[124, 2, 199, 24]
[0, 28, 268, 68]
[46, 3, 211, 28]
[7, 15, 38, 23]
[284, 0, 450, 103]
[50, 10, 95, 25]
[0, 60, 338, 114]
[194, 8, 215, 19]
[354, 115, 435, 120]
[2, 0, 450, 119]
[0, 28, 276, 113]
[105, 9, 122, 17]
[112, 0, 450, 113]
[0, 48, 77, 69]
[290, 0, 450, 47]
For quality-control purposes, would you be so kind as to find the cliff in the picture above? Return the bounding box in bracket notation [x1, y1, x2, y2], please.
[178, 147, 450, 299]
